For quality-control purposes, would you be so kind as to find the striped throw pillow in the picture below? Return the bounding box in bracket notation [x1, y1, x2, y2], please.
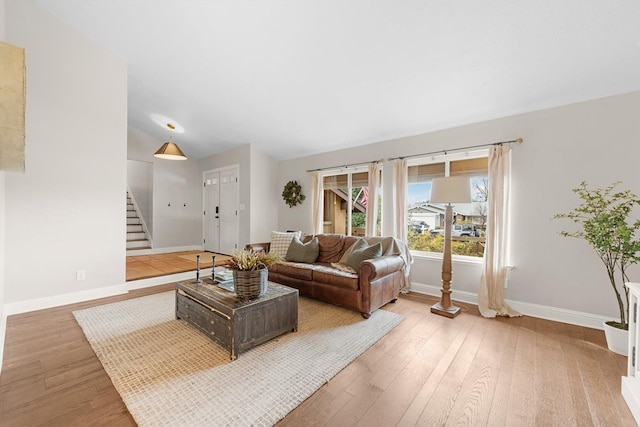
[345, 241, 383, 271]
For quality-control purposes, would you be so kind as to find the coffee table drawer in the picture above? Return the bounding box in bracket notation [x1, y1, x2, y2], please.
[176, 290, 231, 349]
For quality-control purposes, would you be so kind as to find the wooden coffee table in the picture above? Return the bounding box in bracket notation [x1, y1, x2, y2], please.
[175, 278, 298, 360]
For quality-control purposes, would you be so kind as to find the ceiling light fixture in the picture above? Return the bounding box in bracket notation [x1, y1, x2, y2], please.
[154, 123, 187, 160]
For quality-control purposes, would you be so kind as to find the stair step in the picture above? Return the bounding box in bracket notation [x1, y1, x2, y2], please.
[126, 191, 150, 249]
[127, 239, 150, 249]
[127, 232, 147, 240]
[127, 246, 151, 252]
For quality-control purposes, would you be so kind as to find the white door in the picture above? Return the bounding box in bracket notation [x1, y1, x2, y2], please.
[203, 172, 220, 252]
[219, 168, 238, 254]
[203, 167, 239, 255]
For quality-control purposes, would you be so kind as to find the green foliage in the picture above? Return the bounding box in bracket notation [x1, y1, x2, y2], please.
[229, 249, 282, 271]
[553, 181, 640, 329]
[352, 212, 366, 228]
[282, 180, 305, 208]
[407, 230, 484, 257]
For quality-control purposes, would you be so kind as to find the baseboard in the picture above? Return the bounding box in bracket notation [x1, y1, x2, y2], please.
[0, 308, 6, 376]
[126, 268, 214, 290]
[622, 377, 640, 425]
[3, 284, 129, 316]
[126, 245, 204, 257]
[409, 281, 609, 330]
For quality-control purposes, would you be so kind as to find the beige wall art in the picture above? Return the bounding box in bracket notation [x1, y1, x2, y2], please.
[0, 41, 26, 173]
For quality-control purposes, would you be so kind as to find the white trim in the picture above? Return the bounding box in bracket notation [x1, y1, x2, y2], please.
[126, 268, 213, 290]
[406, 148, 489, 167]
[0, 310, 6, 376]
[3, 284, 128, 316]
[409, 281, 610, 330]
[318, 164, 369, 177]
[622, 378, 640, 425]
[126, 245, 204, 257]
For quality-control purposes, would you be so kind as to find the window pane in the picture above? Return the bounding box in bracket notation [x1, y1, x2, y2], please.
[322, 171, 370, 236]
[450, 157, 488, 176]
[408, 163, 445, 183]
[351, 184, 367, 236]
[406, 158, 487, 257]
[323, 174, 348, 234]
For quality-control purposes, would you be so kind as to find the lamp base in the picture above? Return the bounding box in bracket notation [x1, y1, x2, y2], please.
[430, 302, 461, 318]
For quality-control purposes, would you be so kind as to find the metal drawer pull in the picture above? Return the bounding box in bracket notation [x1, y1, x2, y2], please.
[178, 289, 231, 320]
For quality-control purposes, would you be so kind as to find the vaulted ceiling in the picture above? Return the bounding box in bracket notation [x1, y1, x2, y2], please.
[35, 0, 640, 160]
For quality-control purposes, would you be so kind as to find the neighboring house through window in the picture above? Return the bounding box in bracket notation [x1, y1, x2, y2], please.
[407, 149, 489, 257]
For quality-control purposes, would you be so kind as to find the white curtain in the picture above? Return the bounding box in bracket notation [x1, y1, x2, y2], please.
[365, 162, 381, 237]
[311, 171, 323, 235]
[478, 145, 521, 317]
[393, 159, 408, 242]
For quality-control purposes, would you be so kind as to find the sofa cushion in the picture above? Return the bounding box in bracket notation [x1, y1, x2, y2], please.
[286, 236, 319, 263]
[316, 234, 348, 263]
[270, 231, 301, 258]
[346, 241, 383, 271]
[270, 261, 314, 281]
[311, 265, 358, 290]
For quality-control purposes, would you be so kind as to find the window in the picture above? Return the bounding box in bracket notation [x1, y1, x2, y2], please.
[321, 168, 381, 236]
[406, 151, 488, 257]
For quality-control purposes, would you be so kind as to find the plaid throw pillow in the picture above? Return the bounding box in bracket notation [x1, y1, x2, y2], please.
[270, 231, 301, 258]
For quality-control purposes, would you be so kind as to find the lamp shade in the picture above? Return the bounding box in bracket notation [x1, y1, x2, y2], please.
[430, 176, 471, 204]
[154, 142, 187, 160]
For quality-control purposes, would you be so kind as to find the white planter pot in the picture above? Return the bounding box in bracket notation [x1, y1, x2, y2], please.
[603, 321, 629, 356]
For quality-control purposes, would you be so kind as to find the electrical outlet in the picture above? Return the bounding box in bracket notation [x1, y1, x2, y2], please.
[76, 270, 86, 280]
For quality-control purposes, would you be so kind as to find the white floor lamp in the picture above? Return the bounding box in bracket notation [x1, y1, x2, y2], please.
[429, 176, 471, 318]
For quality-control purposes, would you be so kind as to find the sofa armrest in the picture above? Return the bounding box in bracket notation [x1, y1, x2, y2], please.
[245, 242, 271, 253]
[359, 255, 405, 281]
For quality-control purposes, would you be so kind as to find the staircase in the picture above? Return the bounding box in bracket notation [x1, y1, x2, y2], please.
[127, 192, 151, 251]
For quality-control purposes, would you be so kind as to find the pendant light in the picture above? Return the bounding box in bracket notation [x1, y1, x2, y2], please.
[154, 123, 187, 160]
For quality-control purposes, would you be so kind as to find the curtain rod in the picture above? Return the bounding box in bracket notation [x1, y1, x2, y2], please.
[387, 137, 523, 161]
[306, 158, 383, 173]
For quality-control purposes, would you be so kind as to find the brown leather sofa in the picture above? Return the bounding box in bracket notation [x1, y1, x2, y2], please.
[247, 234, 410, 318]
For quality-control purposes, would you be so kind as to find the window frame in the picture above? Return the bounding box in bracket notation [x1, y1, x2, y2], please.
[406, 148, 489, 263]
[320, 165, 381, 237]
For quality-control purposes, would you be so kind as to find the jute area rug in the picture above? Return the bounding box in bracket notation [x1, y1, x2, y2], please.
[73, 291, 404, 426]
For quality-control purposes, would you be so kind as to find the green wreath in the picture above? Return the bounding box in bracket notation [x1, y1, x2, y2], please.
[282, 180, 306, 208]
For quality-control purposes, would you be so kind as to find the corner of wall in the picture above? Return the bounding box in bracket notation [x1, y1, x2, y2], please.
[0, 171, 6, 375]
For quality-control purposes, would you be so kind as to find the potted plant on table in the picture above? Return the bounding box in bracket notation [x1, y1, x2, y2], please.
[554, 181, 640, 355]
[229, 249, 281, 301]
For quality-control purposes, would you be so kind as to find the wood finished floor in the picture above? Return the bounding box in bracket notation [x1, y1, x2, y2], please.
[0, 271, 635, 426]
[126, 250, 227, 281]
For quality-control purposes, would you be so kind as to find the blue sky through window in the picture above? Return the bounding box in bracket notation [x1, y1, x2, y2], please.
[408, 182, 432, 205]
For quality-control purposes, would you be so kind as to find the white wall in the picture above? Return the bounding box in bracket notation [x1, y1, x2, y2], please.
[3, 0, 127, 303]
[278, 91, 640, 321]
[127, 159, 153, 235]
[249, 145, 279, 243]
[127, 126, 202, 249]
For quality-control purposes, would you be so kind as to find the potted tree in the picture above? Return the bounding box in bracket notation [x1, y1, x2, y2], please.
[554, 181, 640, 355]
